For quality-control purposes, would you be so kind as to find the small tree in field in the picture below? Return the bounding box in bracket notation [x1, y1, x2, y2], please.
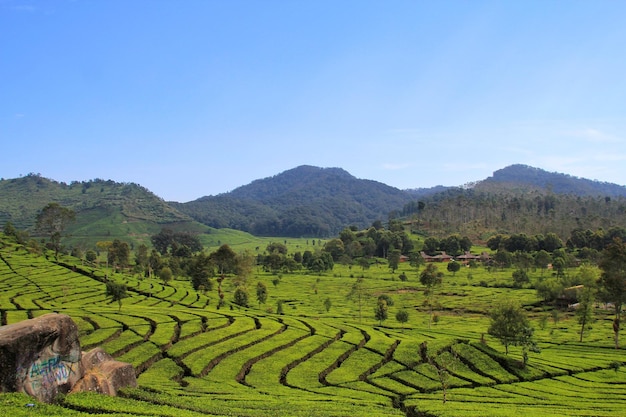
[256, 281, 268, 307]
[420, 263, 443, 328]
[374, 299, 388, 325]
[105, 281, 128, 311]
[347, 277, 368, 323]
[395, 309, 409, 326]
[488, 298, 538, 366]
[324, 297, 332, 312]
[233, 287, 249, 308]
[447, 261, 461, 276]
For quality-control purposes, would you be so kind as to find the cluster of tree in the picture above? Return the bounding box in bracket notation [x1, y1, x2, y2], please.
[150, 228, 203, 255]
[421, 234, 472, 256]
[566, 227, 626, 251]
[322, 220, 415, 263]
[257, 243, 335, 274]
[486, 232, 563, 253]
[404, 187, 626, 242]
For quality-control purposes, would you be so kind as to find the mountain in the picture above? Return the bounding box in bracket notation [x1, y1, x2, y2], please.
[173, 165, 414, 237]
[0, 174, 205, 247]
[2, 164, 626, 244]
[474, 164, 626, 197]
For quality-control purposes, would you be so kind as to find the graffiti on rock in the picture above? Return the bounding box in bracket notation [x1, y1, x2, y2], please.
[19, 347, 80, 397]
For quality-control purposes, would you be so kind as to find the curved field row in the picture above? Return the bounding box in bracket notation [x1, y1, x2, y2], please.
[1, 241, 626, 417]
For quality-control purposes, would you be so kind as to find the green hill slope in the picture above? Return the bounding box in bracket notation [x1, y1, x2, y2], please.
[0, 174, 205, 248]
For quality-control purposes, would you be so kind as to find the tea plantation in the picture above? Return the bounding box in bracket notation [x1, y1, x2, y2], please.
[1, 236, 625, 416]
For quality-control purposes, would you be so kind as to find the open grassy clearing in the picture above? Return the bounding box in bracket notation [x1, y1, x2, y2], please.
[1, 236, 625, 416]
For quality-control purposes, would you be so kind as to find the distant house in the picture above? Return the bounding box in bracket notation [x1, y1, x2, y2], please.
[421, 251, 453, 262]
[399, 255, 410, 263]
[455, 251, 480, 264]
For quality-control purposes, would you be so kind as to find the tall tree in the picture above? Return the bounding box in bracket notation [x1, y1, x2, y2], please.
[576, 286, 595, 343]
[388, 249, 401, 273]
[420, 263, 443, 328]
[598, 238, 626, 349]
[108, 239, 130, 271]
[35, 202, 75, 257]
[256, 281, 268, 307]
[347, 277, 368, 323]
[188, 252, 213, 291]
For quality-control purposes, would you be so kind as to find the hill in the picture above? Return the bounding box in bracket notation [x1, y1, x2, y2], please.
[474, 164, 626, 196]
[173, 165, 414, 237]
[0, 174, 206, 248]
[2, 164, 626, 244]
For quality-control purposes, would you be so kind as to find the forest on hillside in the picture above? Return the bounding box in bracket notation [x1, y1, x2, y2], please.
[401, 188, 626, 242]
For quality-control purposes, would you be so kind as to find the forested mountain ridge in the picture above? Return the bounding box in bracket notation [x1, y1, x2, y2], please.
[173, 165, 414, 237]
[474, 164, 626, 196]
[2, 164, 626, 242]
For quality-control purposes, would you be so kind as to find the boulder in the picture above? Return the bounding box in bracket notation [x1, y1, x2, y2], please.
[0, 313, 136, 402]
[72, 347, 136, 395]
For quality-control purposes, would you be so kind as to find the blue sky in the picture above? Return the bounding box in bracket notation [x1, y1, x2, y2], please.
[2, 0, 626, 202]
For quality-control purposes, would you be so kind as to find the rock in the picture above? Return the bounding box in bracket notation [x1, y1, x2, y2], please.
[72, 347, 136, 395]
[0, 313, 136, 402]
[0, 313, 82, 402]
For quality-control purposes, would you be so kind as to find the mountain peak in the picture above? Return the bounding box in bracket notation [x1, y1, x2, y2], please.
[479, 164, 626, 196]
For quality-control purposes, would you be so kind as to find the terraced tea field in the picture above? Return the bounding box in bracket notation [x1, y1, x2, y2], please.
[1, 239, 625, 416]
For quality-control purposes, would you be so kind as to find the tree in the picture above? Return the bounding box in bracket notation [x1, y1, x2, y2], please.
[96, 241, 113, 269]
[324, 297, 332, 312]
[105, 281, 128, 311]
[420, 263, 444, 329]
[256, 281, 268, 307]
[512, 269, 529, 288]
[323, 238, 345, 261]
[85, 250, 97, 264]
[395, 309, 409, 326]
[134, 244, 149, 273]
[233, 287, 249, 308]
[377, 294, 394, 307]
[188, 252, 213, 291]
[534, 250, 552, 276]
[35, 202, 75, 257]
[488, 298, 537, 365]
[159, 266, 173, 283]
[108, 239, 130, 271]
[576, 286, 595, 342]
[347, 277, 368, 323]
[266, 242, 288, 255]
[210, 244, 238, 275]
[388, 249, 401, 273]
[374, 299, 388, 325]
[409, 251, 425, 273]
[598, 238, 626, 349]
[447, 261, 461, 276]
